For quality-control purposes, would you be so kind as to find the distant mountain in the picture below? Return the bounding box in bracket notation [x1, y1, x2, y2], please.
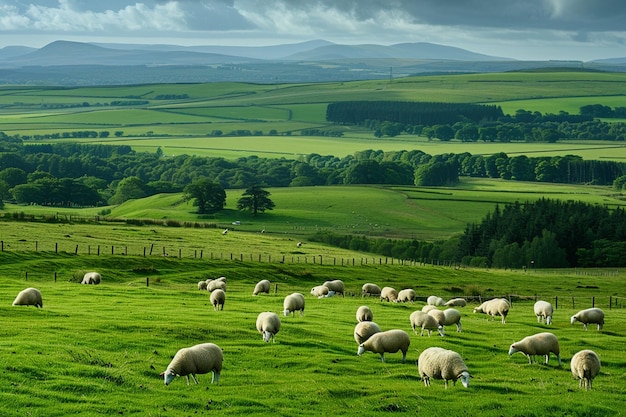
[0, 45, 36, 60]
[591, 57, 626, 64]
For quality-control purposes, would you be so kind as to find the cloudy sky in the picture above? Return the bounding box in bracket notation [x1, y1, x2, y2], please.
[0, 0, 624, 61]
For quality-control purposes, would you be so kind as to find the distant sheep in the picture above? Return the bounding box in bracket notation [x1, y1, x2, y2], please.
[210, 289, 225, 311]
[354, 321, 382, 344]
[357, 329, 410, 363]
[571, 308, 604, 331]
[207, 280, 226, 292]
[397, 289, 416, 303]
[197, 280, 208, 290]
[256, 312, 281, 343]
[380, 286, 398, 302]
[571, 349, 601, 390]
[310, 285, 330, 298]
[12, 287, 43, 308]
[533, 300, 553, 325]
[444, 298, 467, 307]
[253, 279, 271, 295]
[283, 292, 305, 316]
[410, 310, 444, 337]
[356, 305, 374, 322]
[81, 271, 101, 285]
[322, 280, 345, 297]
[427, 295, 445, 306]
[473, 298, 510, 324]
[418, 347, 470, 388]
[161, 343, 223, 386]
[361, 283, 381, 297]
[508, 332, 561, 366]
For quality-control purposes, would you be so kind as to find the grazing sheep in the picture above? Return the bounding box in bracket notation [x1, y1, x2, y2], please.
[198, 280, 208, 290]
[571, 349, 601, 390]
[361, 283, 382, 297]
[380, 286, 398, 302]
[322, 280, 345, 297]
[81, 271, 101, 285]
[427, 309, 446, 326]
[296, 241, 302, 247]
[222, 229, 228, 235]
[12, 287, 43, 308]
[442, 308, 463, 332]
[161, 343, 223, 386]
[356, 305, 374, 322]
[397, 289, 416, 303]
[421, 304, 438, 313]
[410, 311, 444, 337]
[444, 298, 467, 307]
[354, 321, 382, 344]
[253, 279, 271, 295]
[210, 289, 225, 311]
[310, 285, 330, 298]
[418, 347, 471, 388]
[283, 292, 305, 317]
[473, 298, 510, 324]
[357, 329, 411, 363]
[508, 332, 561, 366]
[571, 308, 604, 331]
[427, 295, 445, 306]
[533, 300, 553, 325]
[256, 312, 281, 343]
[207, 280, 226, 292]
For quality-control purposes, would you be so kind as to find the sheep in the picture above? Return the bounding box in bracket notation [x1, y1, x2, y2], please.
[12, 287, 43, 308]
[197, 280, 208, 290]
[283, 292, 305, 317]
[427, 295, 445, 306]
[161, 343, 223, 386]
[410, 310, 444, 337]
[508, 332, 561, 366]
[427, 309, 446, 327]
[533, 300, 553, 325]
[356, 305, 374, 322]
[473, 298, 510, 324]
[421, 304, 438, 313]
[443, 308, 463, 332]
[310, 285, 330, 298]
[417, 347, 471, 388]
[253, 279, 271, 295]
[322, 280, 345, 297]
[210, 289, 225, 311]
[570, 349, 601, 390]
[570, 307, 604, 331]
[256, 312, 281, 343]
[397, 288, 416, 303]
[207, 280, 226, 292]
[361, 283, 381, 297]
[81, 271, 101, 285]
[357, 329, 410, 363]
[380, 286, 398, 302]
[444, 298, 467, 307]
[354, 321, 382, 344]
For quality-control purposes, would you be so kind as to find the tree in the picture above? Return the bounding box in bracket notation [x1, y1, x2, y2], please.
[108, 176, 147, 205]
[237, 185, 275, 216]
[184, 179, 226, 214]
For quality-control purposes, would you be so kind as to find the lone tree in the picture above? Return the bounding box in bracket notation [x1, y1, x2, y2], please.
[237, 185, 275, 216]
[184, 179, 226, 214]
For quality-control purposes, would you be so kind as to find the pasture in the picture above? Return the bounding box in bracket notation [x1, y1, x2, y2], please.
[1, 251, 624, 417]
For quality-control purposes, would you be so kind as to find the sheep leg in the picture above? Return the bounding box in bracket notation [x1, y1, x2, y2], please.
[583, 323, 588, 331]
[423, 377, 430, 387]
[379, 353, 386, 362]
[190, 373, 199, 384]
[401, 351, 407, 364]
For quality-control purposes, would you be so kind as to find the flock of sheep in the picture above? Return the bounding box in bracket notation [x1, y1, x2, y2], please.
[11, 273, 606, 391]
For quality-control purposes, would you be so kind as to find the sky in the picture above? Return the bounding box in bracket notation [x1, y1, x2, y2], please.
[0, 0, 625, 61]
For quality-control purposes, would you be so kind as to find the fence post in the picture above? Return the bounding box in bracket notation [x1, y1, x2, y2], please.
[97, 245, 100, 255]
[572, 297, 575, 309]
[1, 240, 3, 251]
[55, 242, 58, 253]
[592, 296, 595, 308]
[609, 296, 612, 310]
[146, 277, 149, 287]
[149, 244, 154, 255]
[179, 249, 182, 258]
[54, 272, 57, 283]
[555, 296, 558, 310]
[25, 271, 28, 280]
[75, 245, 79, 255]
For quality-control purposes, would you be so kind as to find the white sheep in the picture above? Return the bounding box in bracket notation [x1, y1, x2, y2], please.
[417, 347, 471, 388]
[397, 288, 416, 303]
[197, 280, 208, 290]
[380, 286, 398, 302]
[410, 310, 444, 337]
[12, 287, 43, 308]
[310, 285, 330, 298]
[442, 308, 462, 332]
[253, 279, 270, 295]
[427, 295, 445, 306]
[256, 312, 281, 343]
[210, 289, 225, 311]
[81, 271, 101, 285]
[473, 298, 510, 324]
[356, 305, 374, 322]
[427, 309, 446, 326]
[444, 298, 467, 307]
[570, 307, 604, 331]
[207, 280, 226, 292]
[508, 332, 561, 366]
[421, 304, 438, 313]
[283, 292, 305, 316]
[361, 283, 381, 297]
[357, 329, 411, 363]
[322, 280, 345, 297]
[570, 349, 601, 390]
[161, 343, 223, 386]
[354, 321, 382, 344]
[533, 300, 553, 325]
